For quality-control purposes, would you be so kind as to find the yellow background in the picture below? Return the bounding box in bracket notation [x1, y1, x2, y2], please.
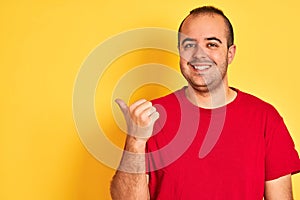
[1, 0, 300, 199]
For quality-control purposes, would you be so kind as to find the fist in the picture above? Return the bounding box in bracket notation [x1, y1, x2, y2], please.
[115, 99, 160, 140]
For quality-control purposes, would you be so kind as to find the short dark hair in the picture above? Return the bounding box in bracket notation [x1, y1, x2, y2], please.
[178, 6, 234, 48]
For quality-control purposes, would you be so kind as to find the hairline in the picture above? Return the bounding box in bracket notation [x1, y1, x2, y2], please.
[178, 10, 234, 48]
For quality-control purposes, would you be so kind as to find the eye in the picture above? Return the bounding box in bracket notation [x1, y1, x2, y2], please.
[207, 43, 219, 48]
[183, 43, 197, 50]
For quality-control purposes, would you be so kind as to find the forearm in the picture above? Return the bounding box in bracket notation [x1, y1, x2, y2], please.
[264, 174, 293, 200]
[110, 136, 149, 200]
[110, 171, 149, 200]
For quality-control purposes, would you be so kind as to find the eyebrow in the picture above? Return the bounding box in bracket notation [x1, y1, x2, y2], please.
[181, 38, 197, 46]
[206, 37, 222, 44]
[181, 37, 223, 46]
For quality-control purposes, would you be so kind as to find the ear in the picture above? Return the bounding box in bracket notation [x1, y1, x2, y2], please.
[227, 44, 236, 64]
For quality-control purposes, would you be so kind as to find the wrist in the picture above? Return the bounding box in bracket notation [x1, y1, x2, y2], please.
[119, 136, 147, 173]
[125, 136, 147, 153]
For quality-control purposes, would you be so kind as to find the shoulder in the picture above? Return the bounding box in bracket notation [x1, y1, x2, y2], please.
[235, 88, 282, 120]
[237, 89, 276, 110]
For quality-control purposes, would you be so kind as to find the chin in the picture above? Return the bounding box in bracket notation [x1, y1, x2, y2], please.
[188, 83, 210, 93]
[194, 86, 210, 93]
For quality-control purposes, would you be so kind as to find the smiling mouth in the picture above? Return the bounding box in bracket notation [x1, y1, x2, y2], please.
[188, 62, 211, 71]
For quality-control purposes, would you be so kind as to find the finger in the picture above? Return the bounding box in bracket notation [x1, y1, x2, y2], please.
[130, 99, 147, 111]
[148, 106, 156, 115]
[138, 106, 156, 125]
[139, 106, 159, 125]
[131, 100, 152, 117]
[149, 111, 160, 123]
[115, 98, 129, 115]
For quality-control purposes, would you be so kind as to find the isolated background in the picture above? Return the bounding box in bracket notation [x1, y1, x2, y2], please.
[1, 0, 300, 199]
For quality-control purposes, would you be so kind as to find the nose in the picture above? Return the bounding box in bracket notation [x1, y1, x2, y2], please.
[192, 44, 208, 59]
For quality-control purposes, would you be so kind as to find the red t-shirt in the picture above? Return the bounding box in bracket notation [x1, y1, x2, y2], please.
[146, 87, 300, 200]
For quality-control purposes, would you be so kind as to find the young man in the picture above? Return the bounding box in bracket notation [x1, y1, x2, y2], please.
[110, 6, 300, 199]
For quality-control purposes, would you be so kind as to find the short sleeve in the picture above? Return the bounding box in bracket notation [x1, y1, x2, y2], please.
[265, 109, 300, 181]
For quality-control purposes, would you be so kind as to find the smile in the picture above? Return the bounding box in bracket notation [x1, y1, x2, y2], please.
[192, 65, 210, 70]
[188, 62, 212, 71]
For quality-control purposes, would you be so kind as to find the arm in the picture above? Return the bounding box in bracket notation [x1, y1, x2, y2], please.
[264, 174, 293, 200]
[110, 136, 149, 200]
[110, 99, 159, 200]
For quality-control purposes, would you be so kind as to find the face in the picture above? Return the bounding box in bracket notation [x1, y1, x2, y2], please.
[178, 14, 236, 93]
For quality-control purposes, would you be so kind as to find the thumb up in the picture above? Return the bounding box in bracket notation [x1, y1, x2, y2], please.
[115, 98, 159, 141]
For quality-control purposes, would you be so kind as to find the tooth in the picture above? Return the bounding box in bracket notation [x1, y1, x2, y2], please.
[194, 65, 209, 70]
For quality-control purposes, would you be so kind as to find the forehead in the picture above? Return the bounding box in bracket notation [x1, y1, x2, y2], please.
[180, 13, 227, 41]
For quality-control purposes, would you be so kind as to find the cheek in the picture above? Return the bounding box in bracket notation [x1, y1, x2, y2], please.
[179, 58, 187, 71]
[179, 58, 190, 74]
[209, 51, 227, 63]
[179, 50, 193, 62]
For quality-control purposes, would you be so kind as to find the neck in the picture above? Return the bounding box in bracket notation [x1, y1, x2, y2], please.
[185, 80, 237, 109]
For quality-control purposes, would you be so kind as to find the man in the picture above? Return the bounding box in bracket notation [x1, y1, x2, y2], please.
[110, 6, 300, 199]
